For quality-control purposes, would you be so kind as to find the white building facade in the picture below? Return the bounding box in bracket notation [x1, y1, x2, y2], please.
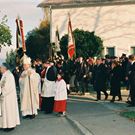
[39, 1, 135, 57]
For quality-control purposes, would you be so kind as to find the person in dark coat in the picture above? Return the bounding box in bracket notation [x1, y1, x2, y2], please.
[80, 61, 90, 95]
[62, 60, 72, 94]
[75, 57, 90, 95]
[0, 70, 2, 80]
[127, 55, 135, 107]
[74, 57, 84, 94]
[12, 66, 22, 88]
[93, 58, 108, 101]
[125, 61, 132, 103]
[56, 61, 63, 74]
[35, 60, 43, 76]
[62, 60, 71, 84]
[110, 61, 122, 102]
[121, 57, 129, 85]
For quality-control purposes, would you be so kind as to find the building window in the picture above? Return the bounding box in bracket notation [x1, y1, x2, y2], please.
[106, 47, 115, 56]
[131, 47, 135, 55]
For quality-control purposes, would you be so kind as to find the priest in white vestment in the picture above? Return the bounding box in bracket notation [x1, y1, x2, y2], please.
[0, 63, 20, 131]
[19, 55, 39, 119]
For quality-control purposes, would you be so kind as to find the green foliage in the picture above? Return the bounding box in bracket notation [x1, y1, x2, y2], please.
[60, 29, 104, 59]
[121, 111, 135, 121]
[6, 49, 16, 71]
[60, 34, 68, 59]
[25, 25, 50, 60]
[0, 14, 12, 48]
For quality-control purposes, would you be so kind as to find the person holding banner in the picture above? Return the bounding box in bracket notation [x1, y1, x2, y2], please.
[19, 55, 39, 119]
[0, 63, 20, 131]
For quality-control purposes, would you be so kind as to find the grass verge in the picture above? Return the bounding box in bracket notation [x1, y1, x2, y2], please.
[120, 111, 135, 122]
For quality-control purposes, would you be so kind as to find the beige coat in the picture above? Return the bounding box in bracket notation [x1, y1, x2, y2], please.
[19, 68, 40, 116]
[0, 70, 20, 128]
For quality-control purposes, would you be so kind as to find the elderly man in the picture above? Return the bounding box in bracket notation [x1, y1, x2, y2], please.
[19, 55, 40, 119]
[0, 63, 20, 131]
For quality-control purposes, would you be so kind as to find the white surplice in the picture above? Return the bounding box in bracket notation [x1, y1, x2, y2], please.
[55, 79, 67, 101]
[41, 66, 56, 98]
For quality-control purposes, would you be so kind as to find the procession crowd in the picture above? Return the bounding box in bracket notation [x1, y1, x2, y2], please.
[0, 53, 135, 132]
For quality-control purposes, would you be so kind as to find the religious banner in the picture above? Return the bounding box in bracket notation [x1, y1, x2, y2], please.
[68, 13, 75, 59]
[16, 17, 26, 52]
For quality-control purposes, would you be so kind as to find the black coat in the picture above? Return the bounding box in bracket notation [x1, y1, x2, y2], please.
[46, 66, 57, 81]
[129, 62, 135, 91]
[128, 62, 135, 104]
[129, 62, 135, 86]
[62, 61, 71, 84]
[36, 64, 43, 76]
[93, 64, 108, 91]
[75, 62, 88, 81]
[110, 66, 122, 96]
[12, 69, 22, 87]
[0, 73, 2, 80]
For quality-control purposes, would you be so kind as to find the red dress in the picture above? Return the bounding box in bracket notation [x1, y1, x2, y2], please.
[53, 79, 67, 113]
[53, 100, 66, 112]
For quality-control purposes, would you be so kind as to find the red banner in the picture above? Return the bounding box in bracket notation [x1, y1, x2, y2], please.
[16, 18, 26, 52]
[68, 14, 75, 59]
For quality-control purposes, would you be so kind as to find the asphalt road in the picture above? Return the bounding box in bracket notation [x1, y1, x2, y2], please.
[67, 96, 135, 135]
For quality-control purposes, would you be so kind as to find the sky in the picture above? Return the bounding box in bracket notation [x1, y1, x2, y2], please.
[0, 0, 43, 61]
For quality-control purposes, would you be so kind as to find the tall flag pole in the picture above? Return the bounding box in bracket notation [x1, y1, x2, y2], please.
[16, 16, 26, 52]
[16, 16, 22, 49]
[55, 25, 60, 52]
[49, 6, 53, 59]
[68, 13, 75, 59]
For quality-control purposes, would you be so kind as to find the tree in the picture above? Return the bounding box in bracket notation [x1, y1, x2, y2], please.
[60, 29, 104, 59]
[25, 17, 50, 60]
[25, 25, 50, 60]
[0, 14, 12, 50]
[6, 49, 16, 71]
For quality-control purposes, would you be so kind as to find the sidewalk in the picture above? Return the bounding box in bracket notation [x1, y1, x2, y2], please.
[0, 112, 81, 135]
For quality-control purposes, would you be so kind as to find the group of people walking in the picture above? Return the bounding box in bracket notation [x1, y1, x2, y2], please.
[0, 54, 67, 131]
[72, 54, 135, 106]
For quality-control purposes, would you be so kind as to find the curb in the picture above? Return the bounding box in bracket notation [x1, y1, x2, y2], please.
[70, 94, 135, 112]
[89, 94, 135, 112]
[66, 115, 94, 135]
